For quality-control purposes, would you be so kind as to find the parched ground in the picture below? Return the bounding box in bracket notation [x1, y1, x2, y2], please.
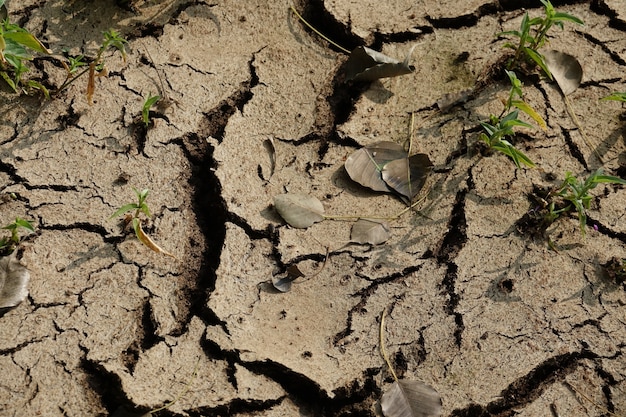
[1, 0, 625, 416]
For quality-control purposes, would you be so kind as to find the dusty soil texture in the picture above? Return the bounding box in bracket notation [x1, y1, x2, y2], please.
[1, 0, 626, 416]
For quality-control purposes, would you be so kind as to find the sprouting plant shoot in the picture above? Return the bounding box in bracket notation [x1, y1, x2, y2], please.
[601, 92, 626, 103]
[479, 71, 543, 168]
[142, 93, 161, 127]
[109, 188, 176, 259]
[498, 0, 583, 77]
[0, 0, 51, 96]
[0, 217, 35, 254]
[57, 29, 127, 101]
[544, 169, 626, 237]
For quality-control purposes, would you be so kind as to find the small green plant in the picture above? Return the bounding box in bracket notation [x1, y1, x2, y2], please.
[110, 188, 175, 258]
[498, 0, 583, 77]
[0, 217, 35, 254]
[57, 29, 127, 101]
[142, 93, 161, 127]
[601, 92, 626, 103]
[0, 0, 51, 96]
[543, 169, 626, 237]
[479, 71, 544, 168]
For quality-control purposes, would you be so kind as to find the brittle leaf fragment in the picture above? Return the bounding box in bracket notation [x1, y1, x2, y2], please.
[0, 252, 30, 309]
[345, 45, 416, 82]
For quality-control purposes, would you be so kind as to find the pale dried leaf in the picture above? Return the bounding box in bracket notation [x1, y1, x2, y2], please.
[344, 142, 407, 192]
[543, 50, 582, 96]
[381, 380, 442, 417]
[262, 137, 276, 180]
[351, 219, 391, 245]
[274, 193, 325, 228]
[0, 252, 30, 309]
[382, 154, 433, 201]
[271, 265, 305, 293]
[345, 46, 416, 82]
[133, 219, 177, 259]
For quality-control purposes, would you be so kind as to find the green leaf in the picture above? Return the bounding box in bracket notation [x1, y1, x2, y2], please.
[109, 203, 139, 219]
[13, 218, 34, 232]
[3, 30, 50, 54]
[142, 93, 161, 127]
[511, 99, 547, 130]
[601, 92, 626, 102]
[552, 12, 583, 25]
[523, 47, 552, 79]
[591, 174, 626, 185]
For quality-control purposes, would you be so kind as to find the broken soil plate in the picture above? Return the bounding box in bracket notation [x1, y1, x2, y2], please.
[0, 252, 30, 309]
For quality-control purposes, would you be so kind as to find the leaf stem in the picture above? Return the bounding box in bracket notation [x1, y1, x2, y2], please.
[380, 307, 398, 382]
[289, 5, 351, 54]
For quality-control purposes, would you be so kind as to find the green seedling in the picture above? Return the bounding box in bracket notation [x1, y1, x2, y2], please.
[110, 188, 176, 258]
[543, 169, 626, 237]
[0, 217, 35, 254]
[601, 92, 626, 103]
[479, 71, 543, 168]
[142, 93, 161, 127]
[57, 29, 127, 101]
[0, 0, 51, 96]
[498, 0, 583, 77]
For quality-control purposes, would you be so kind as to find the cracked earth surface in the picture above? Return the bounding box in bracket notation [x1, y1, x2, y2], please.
[1, 0, 626, 416]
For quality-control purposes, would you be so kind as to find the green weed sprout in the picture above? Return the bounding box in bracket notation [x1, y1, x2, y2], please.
[0, 217, 35, 254]
[142, 93, 161, 127]
[545, 169, 626, 237]
[109, 188, 176, 258]
[57, 29, 127, 100]
[601, 92, 626, 103]
[479, 71, 543, 168]
[0, 0, 51, 96]
[498, 0, 583, 77]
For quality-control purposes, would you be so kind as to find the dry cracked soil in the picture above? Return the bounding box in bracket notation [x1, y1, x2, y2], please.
[1, 0, 626, 416]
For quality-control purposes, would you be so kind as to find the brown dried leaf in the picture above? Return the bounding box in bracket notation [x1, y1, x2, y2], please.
[344, 142, 407, 192]
[351, 219, 391, 245]
[382, 153, 433, 201]
[345, 46, 416, 82]
[381, 380, 442, 417]
[274, 193, 325, 228]
[543, 50, 582, 96]
[0, 252, 30, 309]
[271, 265, 305, 293]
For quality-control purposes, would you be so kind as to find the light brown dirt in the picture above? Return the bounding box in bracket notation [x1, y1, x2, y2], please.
[1, 0, 625, 416]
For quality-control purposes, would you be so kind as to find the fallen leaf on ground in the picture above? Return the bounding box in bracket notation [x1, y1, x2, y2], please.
[543, 50, 582, 96]
[382, 153, 433, 201]
[344, 141, 407, 192]
[344, 46, 416, 82]
[274, 193, 325, 228]
[133, 218, 177, 259]
[271, 265, 305, 293]
[381, 379, 443, 417]
[351, 219, 391, 245]
[0, 252, 30, 309]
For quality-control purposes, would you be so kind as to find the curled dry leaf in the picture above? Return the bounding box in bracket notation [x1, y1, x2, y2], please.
[271, 265, 305, 293]
[382, 153, 433, 201]
[0, 252, 30, 309]
[381, 380, 443, 417]
[345, 46, 416, 82]
[274, 193, 325, 228]
[543, 50, 582, 96]
[351, 219, 391, 245]
[344, 142, 407, 192]
[133, 218, 177, 259]
[262, 137, 276, 180]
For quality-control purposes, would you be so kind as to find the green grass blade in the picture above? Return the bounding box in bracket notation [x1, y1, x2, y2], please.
[109, 203, 139, 219]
